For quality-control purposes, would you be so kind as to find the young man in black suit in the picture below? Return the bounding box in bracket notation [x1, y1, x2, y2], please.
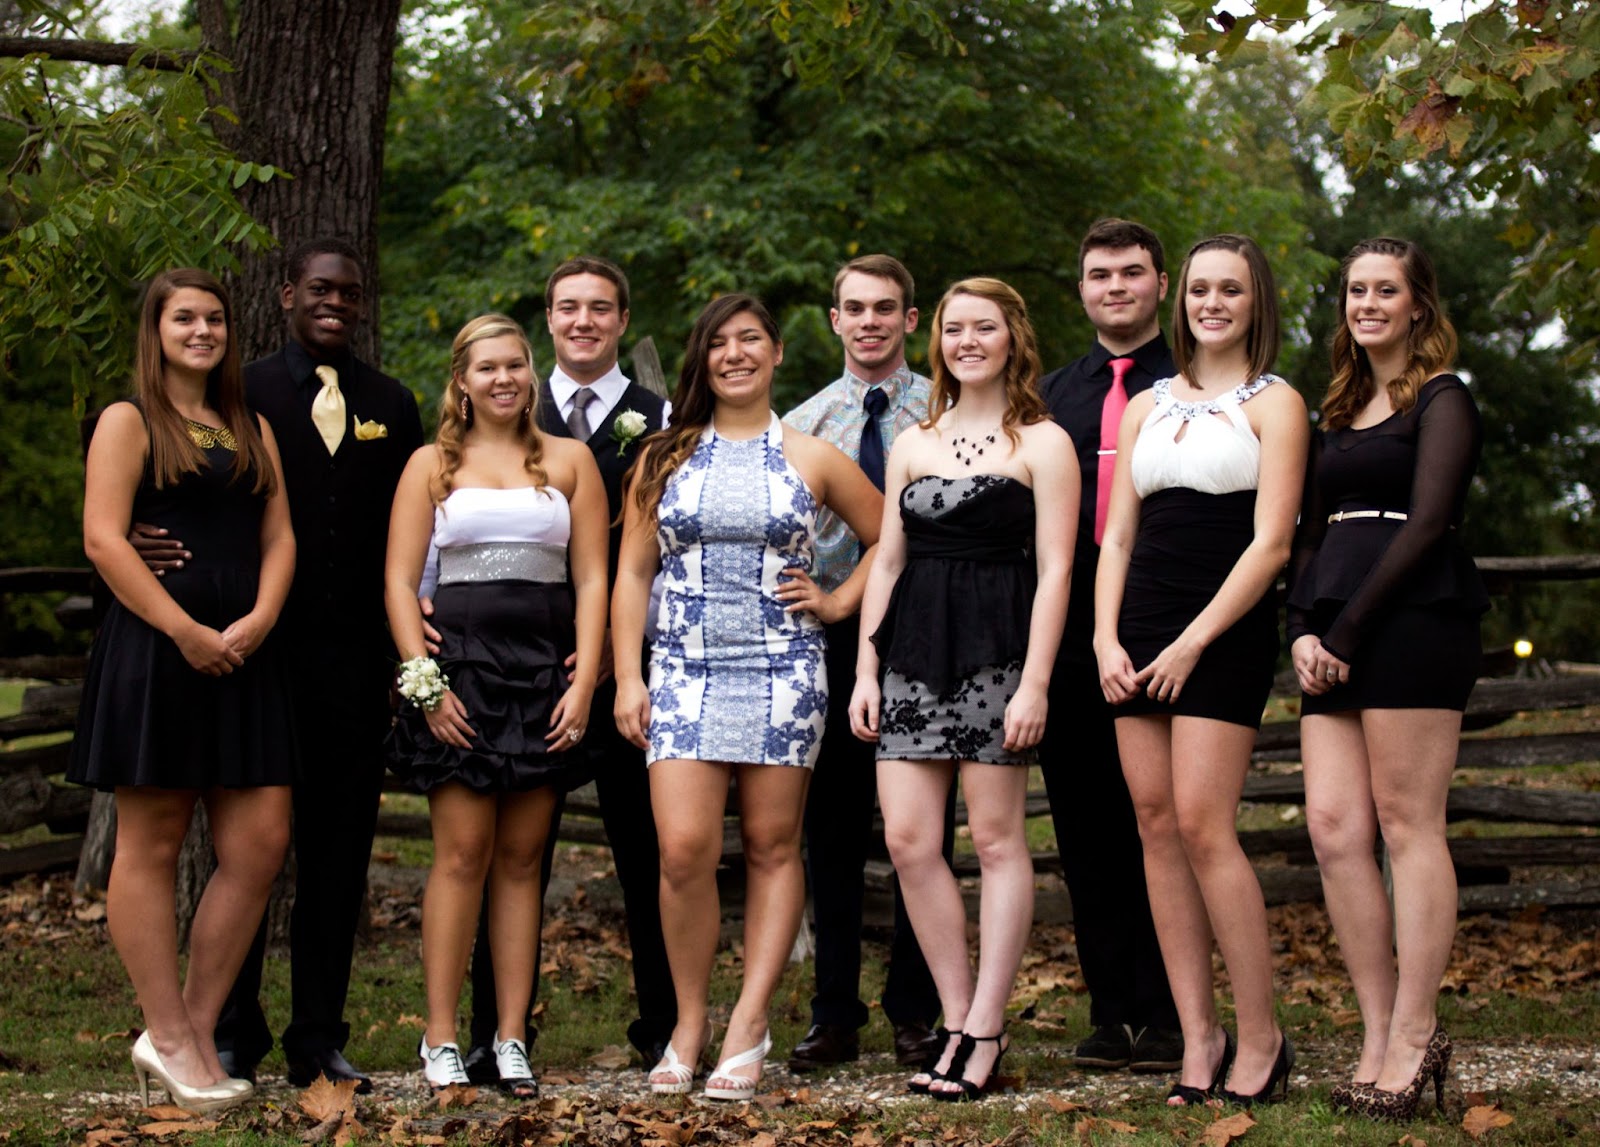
[1038, 218, 1182, 1074]
[458, 256, 675, 1079]
[139, 239, 424, 1090]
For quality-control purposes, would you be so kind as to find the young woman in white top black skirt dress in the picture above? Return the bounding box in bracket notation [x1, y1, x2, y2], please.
[852, 278, 1077, 1100]
[385, 315, 609, 1096]
[1094, 236, 1308, 1107]
[1287, 238, 1488, 1121]
[69, 269, 295, 1113]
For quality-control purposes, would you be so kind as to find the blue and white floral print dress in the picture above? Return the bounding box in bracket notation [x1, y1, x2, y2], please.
[647, 412, 828, 768]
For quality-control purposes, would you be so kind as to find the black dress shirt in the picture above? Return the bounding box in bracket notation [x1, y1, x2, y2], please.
[1040, 332, 1174, 664]
[246, 340, 424, 656]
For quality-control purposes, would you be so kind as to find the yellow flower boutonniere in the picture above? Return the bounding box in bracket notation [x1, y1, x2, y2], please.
[354, 418, 389, 441]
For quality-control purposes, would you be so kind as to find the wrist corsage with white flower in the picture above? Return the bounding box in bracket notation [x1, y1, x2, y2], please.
[397, 656, 449, 712]
[611, 409, 649, 457]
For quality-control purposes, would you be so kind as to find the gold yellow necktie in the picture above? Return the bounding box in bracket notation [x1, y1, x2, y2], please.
[311, 364, 347, 455]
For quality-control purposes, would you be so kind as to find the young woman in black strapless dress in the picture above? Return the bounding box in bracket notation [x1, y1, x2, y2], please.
[69, 269, 295, 1112]
[851, 277, 1078, 1100]
[1094, 236, 1309, 1107]
[1288, 238, 1487, 1120]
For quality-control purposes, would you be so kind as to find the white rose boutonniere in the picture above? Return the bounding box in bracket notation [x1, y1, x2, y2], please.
[611, 409, 649, 457]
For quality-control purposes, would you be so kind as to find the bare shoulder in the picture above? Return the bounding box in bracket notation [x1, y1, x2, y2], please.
[1258, 378, 1308, 415]
[1020, 416, 1073, 449]
[782, 425, 850, 467]
[1126, 388, 1158, 416]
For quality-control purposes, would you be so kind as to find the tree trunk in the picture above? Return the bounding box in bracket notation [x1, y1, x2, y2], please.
[200, 0, 403, 366]
[168, 0, 402, 941]
[74, 791, 117, 894]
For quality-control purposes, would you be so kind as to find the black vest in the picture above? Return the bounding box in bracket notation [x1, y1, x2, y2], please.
[539, 380, 667, 581]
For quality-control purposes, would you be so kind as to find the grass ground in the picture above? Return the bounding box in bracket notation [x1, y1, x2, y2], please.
[4, 688, 1599, 1143]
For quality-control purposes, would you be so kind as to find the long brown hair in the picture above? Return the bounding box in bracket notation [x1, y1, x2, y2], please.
[430, 314, 547, 504]
[135, 268, 273, 493]
[1322, 237, 1458, 430]
[1171, 234, 1280, 387]
[628, 293, 780, 523]
[924, 277, 1048, 446]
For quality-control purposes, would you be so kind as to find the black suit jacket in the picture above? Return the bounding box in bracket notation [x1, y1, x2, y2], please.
[538, 380, 667, 583]
[246, 343, 424, 660]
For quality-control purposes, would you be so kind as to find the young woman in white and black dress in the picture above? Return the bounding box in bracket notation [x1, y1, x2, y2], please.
[851, 277, 1077, 1101]
[1288, 238, 1488, 1121]
[69, 268, 295, 1113]
[1094, 235, 1308, 1107]
[385, 314, 609, 1097]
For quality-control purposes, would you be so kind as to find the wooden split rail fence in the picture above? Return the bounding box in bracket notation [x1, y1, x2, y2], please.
[3, 560, 1599, 915]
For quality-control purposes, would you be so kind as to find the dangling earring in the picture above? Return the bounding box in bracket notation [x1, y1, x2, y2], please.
[459, 392, 471, 423]
[522, 403, 531, 421]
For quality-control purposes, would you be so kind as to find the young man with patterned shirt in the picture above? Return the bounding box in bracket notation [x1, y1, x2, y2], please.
[781, 254, 948, 1071]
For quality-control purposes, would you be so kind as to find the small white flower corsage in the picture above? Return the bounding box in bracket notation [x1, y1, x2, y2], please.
[611, 409, 649, 456]
[397, 655, 449, 712]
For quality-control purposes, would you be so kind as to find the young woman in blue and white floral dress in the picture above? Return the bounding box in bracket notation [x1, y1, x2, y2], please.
[612, 293, 883, 1100]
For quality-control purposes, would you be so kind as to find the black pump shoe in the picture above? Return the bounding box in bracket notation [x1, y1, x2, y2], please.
[1221, 1034, 1294, 1107]
[1166, 1028, 1234, 1106]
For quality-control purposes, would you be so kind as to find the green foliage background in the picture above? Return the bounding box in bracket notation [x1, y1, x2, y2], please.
[0, 0, 1596, 657]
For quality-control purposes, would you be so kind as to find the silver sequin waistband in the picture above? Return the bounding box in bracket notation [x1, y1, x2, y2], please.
[438, 542, 568, 585]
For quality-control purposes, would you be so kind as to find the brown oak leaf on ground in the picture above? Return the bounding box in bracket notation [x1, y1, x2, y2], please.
[136, 1120, 219, 1137]
[1198, 1110, 1256, 1145]
[1462, 1104, 1516, 1138]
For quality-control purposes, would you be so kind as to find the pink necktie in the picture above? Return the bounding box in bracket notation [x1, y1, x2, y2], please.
[1095, 357, 1135, 545]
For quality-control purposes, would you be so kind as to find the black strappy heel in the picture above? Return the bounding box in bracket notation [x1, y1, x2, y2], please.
[930, 1031, 1009, 1103]
[1166, 1028, 1234, 1106]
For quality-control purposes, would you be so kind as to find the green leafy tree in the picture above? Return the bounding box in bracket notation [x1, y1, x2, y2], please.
[1171, 0, 1600, 362]
[381, 0, 1317, 408]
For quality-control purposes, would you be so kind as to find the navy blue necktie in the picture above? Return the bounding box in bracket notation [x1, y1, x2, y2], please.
[860, 387, 889, 491]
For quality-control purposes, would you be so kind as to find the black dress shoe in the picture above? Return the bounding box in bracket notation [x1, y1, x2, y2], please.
[216, 1048, 257, 1085]
[462, 1043, 499, 1085]
[285, 1047, 372, 1095]
[1073, 1024, 1134, 1069]
[1130, 1026, 1185, 1073]
[892, 1021, 942, 1068]
[786, 1023, 859, 1072]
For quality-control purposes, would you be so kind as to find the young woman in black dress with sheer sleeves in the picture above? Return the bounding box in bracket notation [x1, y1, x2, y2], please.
[1288, 238, 1488, 1120]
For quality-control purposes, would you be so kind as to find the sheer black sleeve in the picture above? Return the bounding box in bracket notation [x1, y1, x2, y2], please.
[1320, 381, 1481, 662]
[1284, 429, 1328, 645]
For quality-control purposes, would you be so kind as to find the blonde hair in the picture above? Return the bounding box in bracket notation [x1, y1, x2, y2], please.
[924, 277, 1048, 446]
[430, 313, 547, 504]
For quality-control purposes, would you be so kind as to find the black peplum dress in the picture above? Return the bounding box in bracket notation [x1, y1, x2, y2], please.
[872, 474, 1037, 765]
[68, 402, 298, 790]
[1287, 374, 1488, 713]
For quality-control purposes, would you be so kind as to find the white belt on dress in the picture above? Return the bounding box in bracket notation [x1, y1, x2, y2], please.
[1327, 510, 1408, 524]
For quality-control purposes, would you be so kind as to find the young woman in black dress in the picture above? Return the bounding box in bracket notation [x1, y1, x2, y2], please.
[1288, 238, 1487, 1120]
[1094, 236, 1308, 1107]
[851, 278, 1077, 1100]
[69, 269, 295, 1112]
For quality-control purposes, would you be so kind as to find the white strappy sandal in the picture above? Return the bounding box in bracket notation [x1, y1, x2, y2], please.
[649, 1041, 698, 1095]
[704, 1030, 772, 1101]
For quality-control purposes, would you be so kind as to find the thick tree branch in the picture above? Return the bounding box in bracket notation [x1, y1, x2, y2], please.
[0, 36, 198, 71]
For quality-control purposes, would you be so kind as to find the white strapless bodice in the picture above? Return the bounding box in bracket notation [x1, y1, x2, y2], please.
[433, 485, 571, 548]
[1129, 375, 1280, 498]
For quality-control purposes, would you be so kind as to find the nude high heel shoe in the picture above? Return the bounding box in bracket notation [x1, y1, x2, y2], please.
[131, 1032, 248, 1113]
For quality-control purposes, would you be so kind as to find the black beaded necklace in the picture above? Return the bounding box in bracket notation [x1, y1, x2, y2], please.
[950, 428, 999, 466]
